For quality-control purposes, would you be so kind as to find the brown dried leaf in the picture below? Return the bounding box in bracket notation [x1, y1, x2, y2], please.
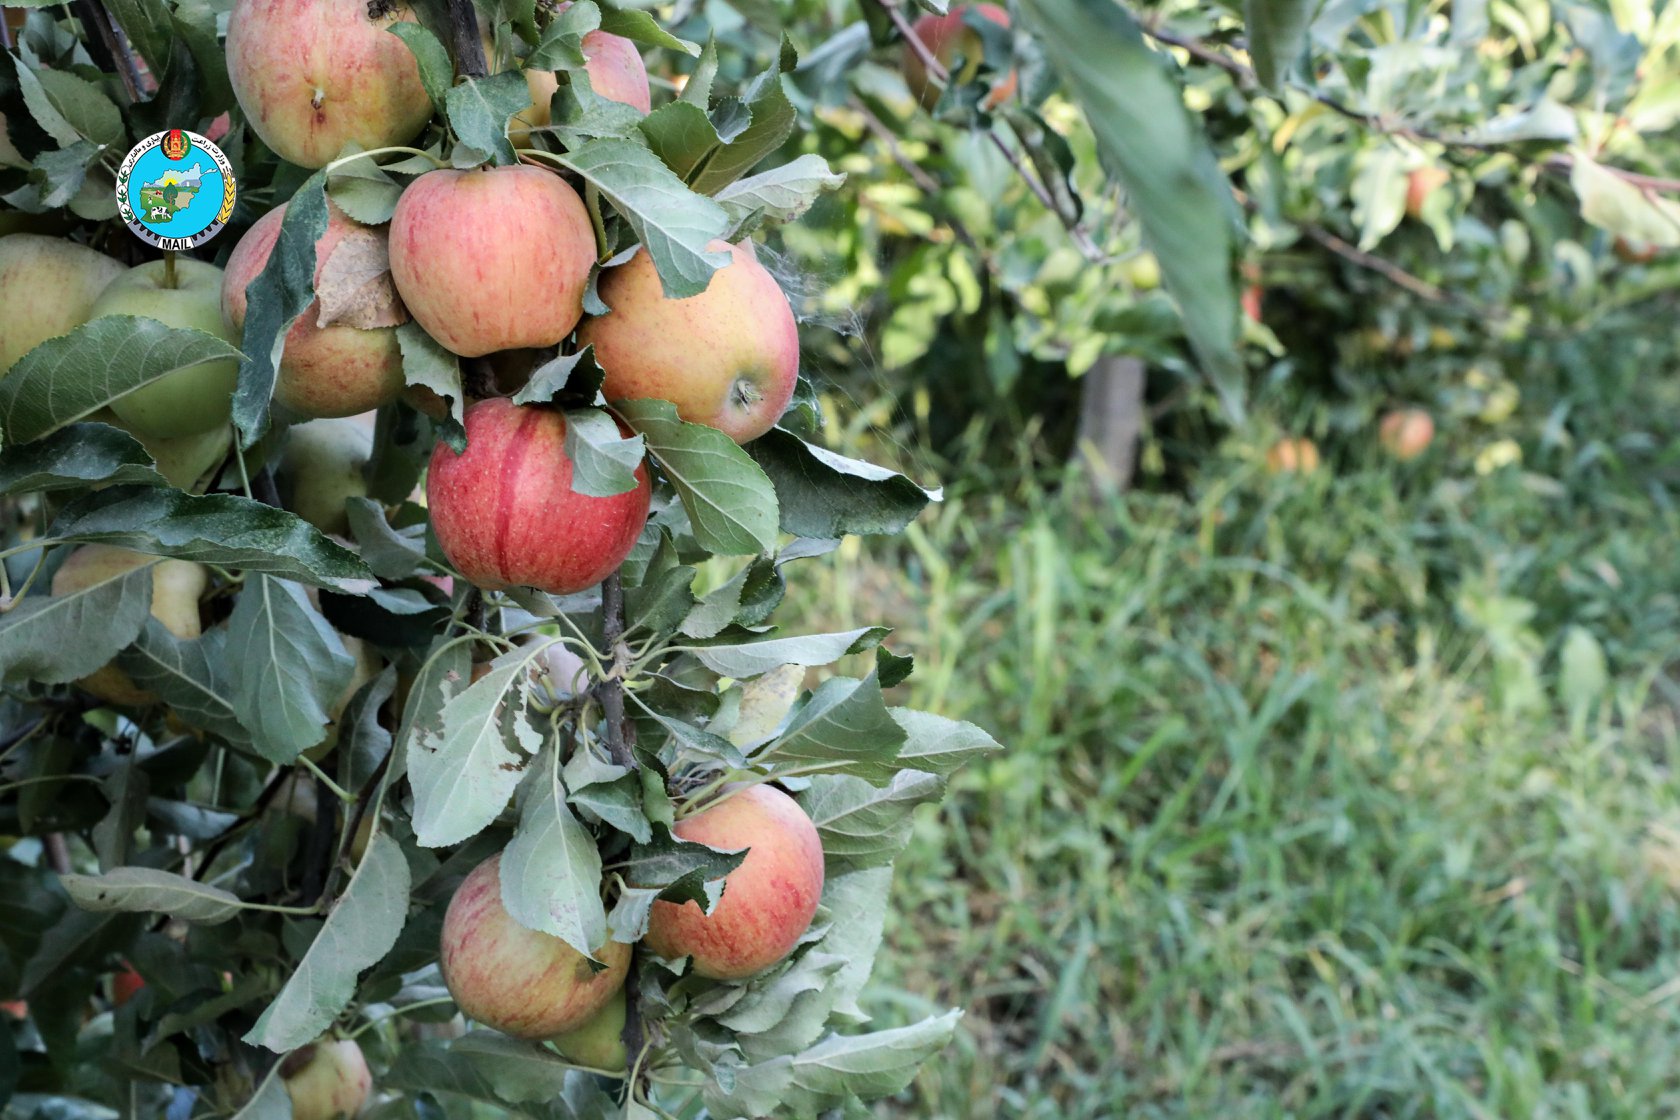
[316, 227, 410, 330]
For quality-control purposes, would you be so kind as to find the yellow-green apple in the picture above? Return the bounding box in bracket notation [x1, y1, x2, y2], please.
[551, 987, 626, 1073]
[389, 166, 595, 357]
[1265, 437, 1320, 475]
[269, 771, 320, 825]
[275, 417, 373, 536]
[439, 853, 631, 1038]
[485, 7, 652, 147]
[0, 234, 127, 375]
[227, 0, 433, 169]
[280, 1038, 372, 1120]
[0, 112, 24, 168]
[222, 201, 407, 418]
[1378, 408, 1434, 461]
[1405, 166, 1449, 219]
[578, 240, 799, 443]
[644, 784, 824, 980]
[94, 259, 241, 439]
[50, 546, 208, 706]
[903, 3, 1016, 111]
[111, 961, 145, 1007]
[305, 634, 382, 760]
[122, 423, 233, 492]
[426, 398, 650, 594]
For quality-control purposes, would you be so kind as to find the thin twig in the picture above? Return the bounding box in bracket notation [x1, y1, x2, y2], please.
[851, 97, 987, 259]
[872, 0, 1108, 263]
[1299, 223, 1452, 303]
[44, 833, 72, 875]
[447, 0, 489, 79]
[72, 1, 145, 104]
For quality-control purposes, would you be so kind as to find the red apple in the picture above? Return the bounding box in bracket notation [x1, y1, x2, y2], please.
[426, 398, 650, 595]
[1378, 408, 1434, 461]
[227, 0, 434, 169]
[0, 1000, 25, 1019]
[903, 3, 1016, 111]
[389, 166, 595, 358]
[486, 7, 651, 146]
[439, 854, 631, 1039]
[280, 1038, 372, 1120]
[1405, 166, 1450, 220]
[222, 201, 407, 419]
[111, 961, 145, 1007]
[578, 240, 799, 443]
[645, 784, 825, 980]
[1265, 437, 1321, 475]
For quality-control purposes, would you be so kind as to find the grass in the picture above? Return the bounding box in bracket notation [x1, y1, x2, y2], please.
[778, 384, 1680, 1117]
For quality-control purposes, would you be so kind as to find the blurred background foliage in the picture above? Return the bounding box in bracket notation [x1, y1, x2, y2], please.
[689, 0, 1680, 1113]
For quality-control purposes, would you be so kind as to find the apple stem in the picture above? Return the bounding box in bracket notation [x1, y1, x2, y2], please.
[161, 251, 178, 290]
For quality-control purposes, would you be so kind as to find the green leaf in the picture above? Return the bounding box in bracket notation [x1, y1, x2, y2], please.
[47, 486, 375, 590]
[1017, 0, 1244, 421]
[398, 322, 465, 448]
[728, 663, 805, 746]
[445, 72, 531, 167]
[1245, 0, 1317, 90]
[801, 772, 943, 868]
[889, 708, 1000, 780]
[557, 139, 731, 298]
[500, 748, 608, 959]
[345, 496, 428, 580]
[747, 429, 939, 540]
[233, 174, 328, 447]
[690, 627, 889, 678]
[0, 423, 166, 495]
[389, 22, 455, 112]
[408, 651, 542, 847]
[244, 833, 411, 1052]
[0, 319, 245, 445]
[563, 408, 646, 498]
[327, 165, 404, 226]
[715, 154, 846, 227]
[760, 675, 906, 784]
[229, 1064, 290, 1120]
[103, 0, 174, 77]
[16, 63, 122, 149]
[638, 101, 723, 182]
[785, 1011, 963, 1105]
[0, 561, 151, 685]
[626, 823, 748, 914]
[597, 5, 699, 54]
[58, 867, 243, 925]
[688, 52, 798, 195]
[1571, 152, 1680, 247]
[225, 577, 354, 764]
[1559, 625, 1608, 731]
[117, 622, 253, 750]
[615, 398, 778, 556]
[527, 0, 600, 70]
[441, 1033, 578, 1103]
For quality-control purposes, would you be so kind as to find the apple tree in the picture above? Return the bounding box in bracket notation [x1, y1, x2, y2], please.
[0, 2, 1003, 1117]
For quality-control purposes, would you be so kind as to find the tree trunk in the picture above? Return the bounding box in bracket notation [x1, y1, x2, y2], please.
[1073, 355, 1145, 493]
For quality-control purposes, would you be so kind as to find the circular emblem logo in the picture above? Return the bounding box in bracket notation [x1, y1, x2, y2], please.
[115, 130, 237, 250]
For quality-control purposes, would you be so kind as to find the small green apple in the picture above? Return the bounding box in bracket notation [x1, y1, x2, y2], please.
[551, 987, 626, 1073]
[0, 234, 127, 375]
[280, 1038, 372, 1120]
[275, 417, 373, 537]
[95, 259, 240, 439]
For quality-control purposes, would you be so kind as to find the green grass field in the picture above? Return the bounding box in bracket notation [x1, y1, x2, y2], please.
[779, 374, 1680, 1117]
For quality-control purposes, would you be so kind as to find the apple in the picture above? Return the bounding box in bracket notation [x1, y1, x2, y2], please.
[0, 1000, 25, 1019]
[222, 201, 406, 419]
[439, 853, 632, 1039]
[0, 234, 127, 375]
[1241, 284, 1263, 323]
[349, 812, 376, 865]
[227, 0, 433, 169]
[95, 259, 241, 439]
[1265, 437, 1321, 475]
[483, 8, 651, 147]
[426, 398, 650, 595]
[1378, 408, 1434, 461]
[389, 166, 595, 358]
[644, 784, 824, 980]
[903, 3, 1017, 111]
[279, 1038, 372, 1120]
[578, 240, 799, 443]
[51, 546, 208, 706]
[111, 420, 233, 492]
[275, 417, 372, 536]
[551, 987, 626, 1073]
[305, 634, 382, 761]
[111, 961, 145, 1007]
[270, 771, 320, 825]
[1405, 166, 1450, 220]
